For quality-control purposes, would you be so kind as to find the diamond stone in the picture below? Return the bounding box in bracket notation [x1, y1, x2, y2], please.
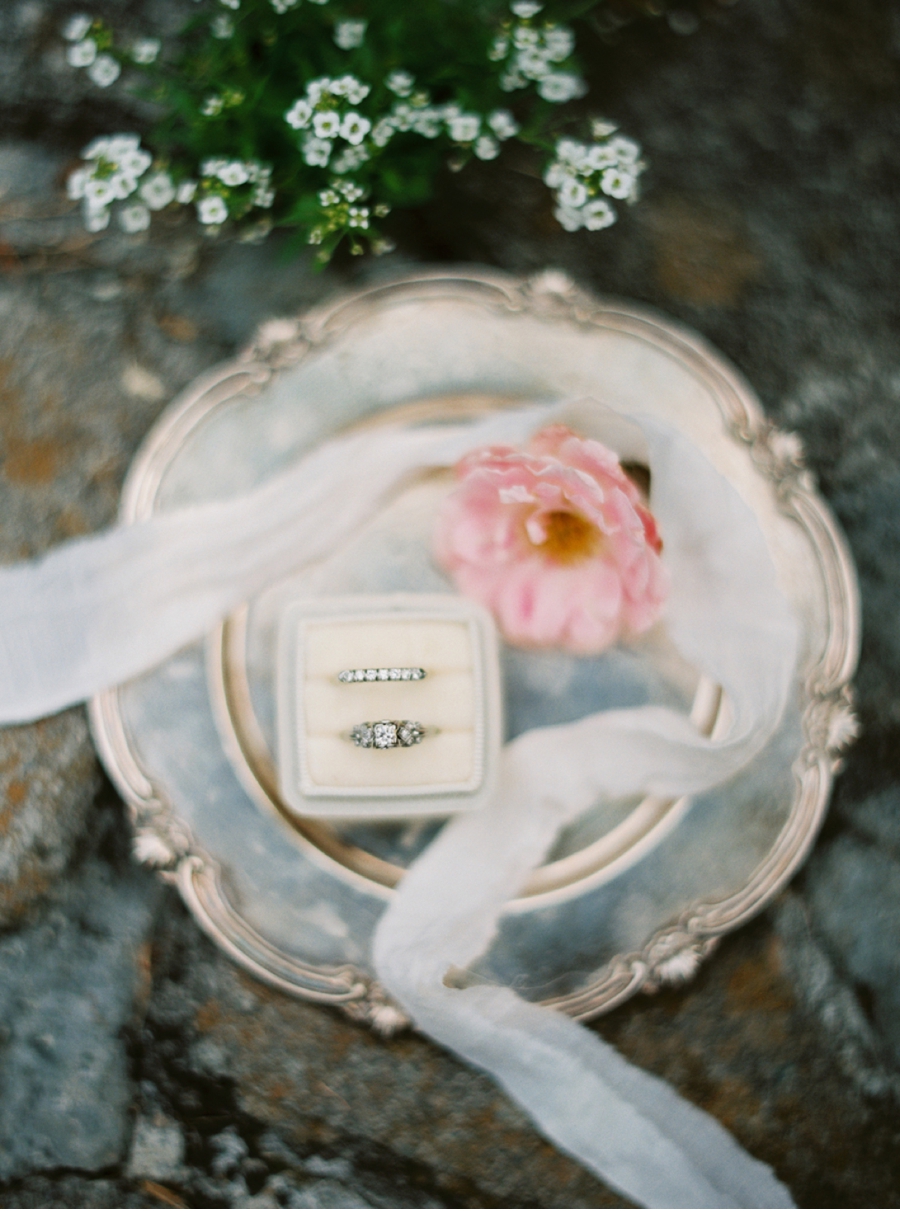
[351, 722, 375, 747]
[397, 721, 423, 746]
[373, 720, 398, 748]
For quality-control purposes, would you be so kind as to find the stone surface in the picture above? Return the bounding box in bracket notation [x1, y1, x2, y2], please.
[0, 708, 99, 925]
[0, 847, 160, 1181]
[1, 0, 900, 1206]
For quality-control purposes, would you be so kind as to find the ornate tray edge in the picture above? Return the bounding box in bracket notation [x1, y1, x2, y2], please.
[89, 267, 860, 1030]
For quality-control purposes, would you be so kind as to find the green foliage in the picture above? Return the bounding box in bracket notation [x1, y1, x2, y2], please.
[63, 0, 647, 258]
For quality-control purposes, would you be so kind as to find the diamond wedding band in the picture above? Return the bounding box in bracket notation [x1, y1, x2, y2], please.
[338, 666, 426, 684]
[350, 720, 427, 749]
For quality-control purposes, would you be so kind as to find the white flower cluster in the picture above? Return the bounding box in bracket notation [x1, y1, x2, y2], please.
[334, 20, 366, 49]
[66, 134, 154, 232]
[285, 75, 373, 169]
[308, 177, 394, 256]
[544, 127, 644, 233]
[489, 3, 584, 103]
[62, 14, 121, 87]
[63, 14, 159, 84]
[196, 158, 276, 226]
[66, 137, 275, 237]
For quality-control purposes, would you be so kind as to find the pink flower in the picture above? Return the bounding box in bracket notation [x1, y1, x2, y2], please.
[434, 424, 668, 653]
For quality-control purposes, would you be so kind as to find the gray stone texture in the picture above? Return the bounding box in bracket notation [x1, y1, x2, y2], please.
[0, 853, 160, 1181]
[1, 0, 900, 1206]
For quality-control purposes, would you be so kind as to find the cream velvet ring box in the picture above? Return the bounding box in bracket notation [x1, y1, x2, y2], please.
[276, 594, 502, 819]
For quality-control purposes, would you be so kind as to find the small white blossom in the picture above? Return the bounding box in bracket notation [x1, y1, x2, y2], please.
[543, 162, 565, 188]
[586, 142, 617, 171]
[131, 37, 161, 63]
[211, 15, 233, 37]
[582, 198, 616, 229]
[447, 113, 481, 142]
[474, 135, 500, 160]
[391, 104, 414, 132]
[176, 180, 197, 203]
[285, 98, 313, 129]
[63, 14, 93, 41]
[84, 205, 110, 232]
[270, 0, 300, 10]
[386, 70, 414, 97]
[67, 38, 97, 67]
[488, 36, 509, 61]
[538, 72, 585, 102]
[109, 171, 137, 199]
[344, 77, 370, 104]
[516, 46, 552, 79]
[488, 109, 519, 139]
[201, 157, 226, 176]
[201, 95, 224, 116]
[313, 111, 341, 139]
[371, 118, 394, 147]
[66, 168, 89, 200]
[339, 180, 364, 200]
[544, 26, 575, 61]
[557, 177, 587, 208]
[88, 53, 121, 87]
[334, 19, 366, 49]
[302, 136, 332, 166]
[139, 172, 175, 209]
[332, 144, 369, 173]
[591, 118, 618, 139]
[319, 188, 340, 206]
[197, 195, 228, 224]
[119, 202, 151, 232]
[84, 176, 117, 207]
[500, 71, 526, 92]
[252, 185, 275, 207]
[83, 133, 137, 160]
[371, 237, 396, 255]
[217, 160, 250, 185]
[347, 205, 369, 229]
[554, 205, 583, 232]
[600, 168, 634, 199]
[609, 135, 641, 164]
[513, 26, 540, 48]
[120, 150, 152, 180]
[305, 77, 329, 103]
[556, 138, 587, 167]
[411, 108, 441, 138]
[329, 75, 369, 103]
[511, 0, 543, 16]
[219, 0, 240, 8]
[340, 112, 371, 145]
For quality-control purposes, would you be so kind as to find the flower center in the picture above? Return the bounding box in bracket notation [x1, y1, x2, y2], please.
[533, 510, 602, 563]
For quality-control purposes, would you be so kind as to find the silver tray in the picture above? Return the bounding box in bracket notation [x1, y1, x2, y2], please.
[90, 269, 859, 1031]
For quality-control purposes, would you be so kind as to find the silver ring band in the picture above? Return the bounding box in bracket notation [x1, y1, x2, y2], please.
[349, 720, 427, 749]
[338, 666, 426, 684]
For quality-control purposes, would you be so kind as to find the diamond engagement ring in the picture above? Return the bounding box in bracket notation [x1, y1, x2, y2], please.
[349, 720, 427, 749]
[338, 666, 426, 683]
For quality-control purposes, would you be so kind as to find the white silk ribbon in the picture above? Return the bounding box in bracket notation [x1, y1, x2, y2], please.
[0, 402, 797, 1207]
